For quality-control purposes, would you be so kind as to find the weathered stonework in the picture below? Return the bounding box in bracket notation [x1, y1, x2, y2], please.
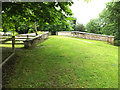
[56, 31, 114, 44]
[24, 32, 49, 48]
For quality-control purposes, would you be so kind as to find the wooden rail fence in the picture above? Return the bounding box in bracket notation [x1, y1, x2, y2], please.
[0, 32, 49, 67]
[0, 36, 15, 68]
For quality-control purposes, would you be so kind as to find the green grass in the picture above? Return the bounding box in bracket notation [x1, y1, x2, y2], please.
[3, 36, 118, 88]
[1, 43, 24, 61]
[0, 44, 24, 48]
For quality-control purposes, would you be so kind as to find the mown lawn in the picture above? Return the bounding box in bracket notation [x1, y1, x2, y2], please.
[3, 36, 118, 88]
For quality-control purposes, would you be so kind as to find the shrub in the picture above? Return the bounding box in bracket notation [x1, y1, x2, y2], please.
[114, 40, 120, 46]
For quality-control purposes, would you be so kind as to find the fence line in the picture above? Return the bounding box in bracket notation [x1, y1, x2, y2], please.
[23, 32, 49, 48]
[0, 36, 15, 68]
[0, 32, 49, 67]
[0, 53, 15, 68]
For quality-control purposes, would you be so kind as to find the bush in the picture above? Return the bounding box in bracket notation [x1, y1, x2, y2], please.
[114, 40, 120, 46]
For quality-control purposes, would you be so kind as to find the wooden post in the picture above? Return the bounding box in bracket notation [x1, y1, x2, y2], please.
[56, 31, 58, 35]
[27, 35, 29, 40]
[34, 22, 38, 36]
[12, 36, 15, 53]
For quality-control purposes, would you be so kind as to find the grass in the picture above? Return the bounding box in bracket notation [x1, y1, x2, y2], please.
[1, 43, 24, 61]
[3, 36, 118, 88]
[0, 44, 24, 48]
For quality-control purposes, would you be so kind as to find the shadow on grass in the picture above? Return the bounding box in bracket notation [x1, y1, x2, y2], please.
[2, 52, 20, 88]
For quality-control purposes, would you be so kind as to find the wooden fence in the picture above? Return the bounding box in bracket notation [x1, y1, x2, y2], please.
[0, 35, 15, 67]
[0, 32, 49, 67]
[23, 32, 49, 48]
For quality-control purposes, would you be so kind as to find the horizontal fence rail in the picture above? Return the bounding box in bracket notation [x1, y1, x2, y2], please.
[0, 36, 15, 68]
[0, 32, 49, 67]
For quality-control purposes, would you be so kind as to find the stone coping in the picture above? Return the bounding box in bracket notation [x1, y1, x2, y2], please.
[57, 31, 114, 44]
[23, 32, 49, 48]
[58, 31, 114, 37]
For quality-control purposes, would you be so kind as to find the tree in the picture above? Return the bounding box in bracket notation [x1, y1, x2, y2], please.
[106, 2, 120, 40]
[75, 23, 85, 32]
[38, 13, 75, 35]
[85, 1, 120, 40]
[85, 18, 102, 34]
[69, 17, 77, 30]
[101, 23, 116, 35]
[2, 2, 74, 35]
[99, 2, 120, 40]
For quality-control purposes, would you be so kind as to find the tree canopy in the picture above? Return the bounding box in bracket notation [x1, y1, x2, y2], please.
[2, 2, 74, 35]
[85, 18, 102, 34]
[85, 1, 120, 41]
[1, 0, 91, 35]
[75, 23, 85, 32]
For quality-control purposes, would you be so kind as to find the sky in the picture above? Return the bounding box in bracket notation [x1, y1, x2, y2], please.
[70, 0, 110, 25]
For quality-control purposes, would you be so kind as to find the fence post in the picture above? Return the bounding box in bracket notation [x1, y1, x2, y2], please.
[12, 36, 15, 53]
[27, 35, 29, 40]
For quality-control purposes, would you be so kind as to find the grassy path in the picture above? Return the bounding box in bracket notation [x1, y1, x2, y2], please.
[3, 36, 118, 88]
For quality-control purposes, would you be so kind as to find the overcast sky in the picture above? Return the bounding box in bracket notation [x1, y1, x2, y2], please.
[70, 0, 110, 25]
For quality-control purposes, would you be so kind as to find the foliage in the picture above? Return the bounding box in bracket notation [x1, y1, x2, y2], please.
[84, 0, 91, 3]
[39, 17, 75, 35]
[114, 40, 120, 46]
[69, 17, 77, 30]
[105, 2, 120, 40]
[101, 23, 116, 35]
[98, 5, 119, 39]
[106, 2, 120, 24]
[85, 1, 120, 41]
[75, 23, 85, 32]
[37, 31, 42, 35]
[2, 2, 74, 35]
[0, 29, 3, 32]
[85, 18, 102, 34]
[2, 0, 92, 34]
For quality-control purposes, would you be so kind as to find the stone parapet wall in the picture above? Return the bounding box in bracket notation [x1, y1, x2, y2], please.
[57, 31, 114, 44]
[23, 32, 49, 48]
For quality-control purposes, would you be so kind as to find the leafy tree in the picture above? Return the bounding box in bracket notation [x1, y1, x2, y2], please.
[85, 18, 102, 34]
[98, 8, 117, 36]
[2, 2, 74, 35]
[101, 23, 116, 35]
[86, 2, 120, 38]
[1, 0, 92, 35]
[75, 23, 85, 32]
[37, 14, 75, 35]
[85, 1, 120, 45]
[99, 2, 120, 40]
[40, 20, 74, 35]
[69, 17, 77, 30]
[105, 2, 120, 40]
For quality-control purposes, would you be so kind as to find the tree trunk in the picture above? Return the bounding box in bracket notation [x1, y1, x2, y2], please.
[34, 22, 38, 36]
